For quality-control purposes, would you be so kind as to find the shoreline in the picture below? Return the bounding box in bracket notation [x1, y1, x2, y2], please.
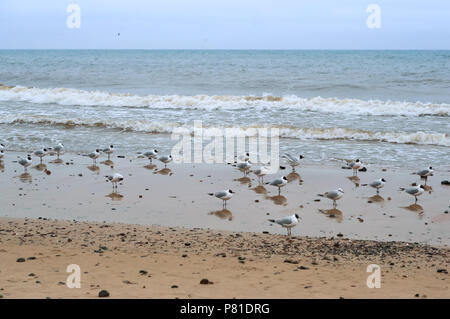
[0, 217, 448, 298]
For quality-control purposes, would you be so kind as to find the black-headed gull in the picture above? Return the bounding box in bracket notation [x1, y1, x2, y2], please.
[253, 166, 270, 184]
[53, 143, 64, 159]
[348, 159, 361, 176]
[103, 145, 114, 160]
[320, 188, 344, 208]
[370, 178, 386, 194]
[144, 149, 158, 163]
[34, 148, 48, 163]
[268, 214, 299, 236]
[158, 155, 172, 168]
[19, 155, 32, 172]
[401, 185, 425, 203]
[269, 176, 288, 195]
[237, 160, 252, 176]
[89, 149, 101, 164]
[282, 153, 304, 171]
[107, 173, 123, 189]
[209, 189, 234, 208]
[417, 166, 433, 185]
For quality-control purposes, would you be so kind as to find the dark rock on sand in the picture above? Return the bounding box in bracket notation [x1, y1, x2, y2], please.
[200, 279, 210, 284]
[98, 290, 110, 297]
[441, 180, 450, 185]
[16, 258, 26, 262]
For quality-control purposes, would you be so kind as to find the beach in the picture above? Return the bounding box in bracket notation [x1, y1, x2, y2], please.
[0, 151, 449, 298]
[0, 217, 448, 299]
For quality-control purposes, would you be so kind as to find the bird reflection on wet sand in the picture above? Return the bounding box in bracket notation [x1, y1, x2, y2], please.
[368, 194, 384, 202]
[50, 159, 64, 164]
[251, 185, 267, 195]
[347, 176, 360, 187]
[0, 161, 4, 172]
[265, 194, 287, 206]
[153, 168, 173, 176]
[106, 191, 124, 201]
[144, 164, 157, 170]
[33, 163, 47, 171]
[87, 165, 100, 174]
[234, 176, 251, 185]
[208, 209, 232, 221]
[402, 203, 424, 215]
[19, 172, 32, 183]
[286, 172, 303, 185]
[318, 208, 343, 223]
[101, 160, 114, 167]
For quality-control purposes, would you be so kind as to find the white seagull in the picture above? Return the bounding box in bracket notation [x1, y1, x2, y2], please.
[269, 176, 288, 195]
[208, 189, 234, 209]
[34, 148, 48, 163]
[237, 160, 252, 176]
[417, 166, 433, 185]
[348, 159, 361, 176]
[369, 178, 386, 194]
[144, 149, 158, 163]
[158, 155, 172, 168]
[268, 214, 300, 237]
[320, 188, 344, 208]
[53, 143, 64, 159]
[0, 143, 4, 151]
[253, 166, 270, 184]
[402, 185, 425, 203]
[282, 153, 304, 171]
[107, 173, 123, 189]
[88, 149, 101, 165]
[19, 155, 32, 172]
[103, 145, 114, 160]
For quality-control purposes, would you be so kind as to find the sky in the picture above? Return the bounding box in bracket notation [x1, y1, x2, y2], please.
[1, 0, 449, 49]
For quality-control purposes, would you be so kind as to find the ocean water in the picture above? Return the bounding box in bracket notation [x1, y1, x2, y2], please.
[0, 50, 449, 168]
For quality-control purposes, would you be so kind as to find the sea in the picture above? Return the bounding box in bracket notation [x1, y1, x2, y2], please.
[1, 50, 449, 168]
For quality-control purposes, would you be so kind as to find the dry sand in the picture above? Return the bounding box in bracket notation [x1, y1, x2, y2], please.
[0, 217, 448, 299]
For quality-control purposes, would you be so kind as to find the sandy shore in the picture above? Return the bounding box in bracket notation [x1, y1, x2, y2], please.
[0, 217, 448, 299]
[0, 151, 449, 298]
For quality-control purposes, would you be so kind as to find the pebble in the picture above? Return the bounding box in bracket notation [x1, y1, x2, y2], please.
[98, 290, 110, 297]
[16, 258, 25, 263]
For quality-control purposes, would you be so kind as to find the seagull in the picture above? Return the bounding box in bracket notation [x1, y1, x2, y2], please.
[237, 160, 252, 176]
[158, 155, 172, 168]
[282, 153, 304, 171]
[320, 188, 344, 208]
[369, 178, 386, 194]
[0, 143, 4, 151]
[253, 166, 270, 184]
[417, 166, 433, 185]
[19, 155, 32, 172]
[88, 149, 101, 164]
[53, 143, 64, 159]
[269, 176, 288, 195]
[34, 148, 48, 163]
[103, 145, 114, 160]
[236, 152, 250, 162]
[401, 185, 425, 203]
[208, 189, 234, 208]
[144, 149, 158, 163]
[348, 159, 361, 176]
[107, 173, 123, 189]
[268, 214, 300, 237]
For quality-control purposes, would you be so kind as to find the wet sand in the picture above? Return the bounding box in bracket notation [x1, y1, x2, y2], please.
[0, 217, 448, 299]
[0, 151, 449, 298]
[0, 151, 449, 245]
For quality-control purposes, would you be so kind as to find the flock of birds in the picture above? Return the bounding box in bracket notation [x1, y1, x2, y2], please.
[0, 143, 436, 237]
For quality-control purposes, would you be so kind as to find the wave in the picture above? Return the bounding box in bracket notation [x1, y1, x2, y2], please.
[2, 115, 449, 146]
[0, 84, 449, 116]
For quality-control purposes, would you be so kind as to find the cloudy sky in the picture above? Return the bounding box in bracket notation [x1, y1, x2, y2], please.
[1, 0, 449, 49]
